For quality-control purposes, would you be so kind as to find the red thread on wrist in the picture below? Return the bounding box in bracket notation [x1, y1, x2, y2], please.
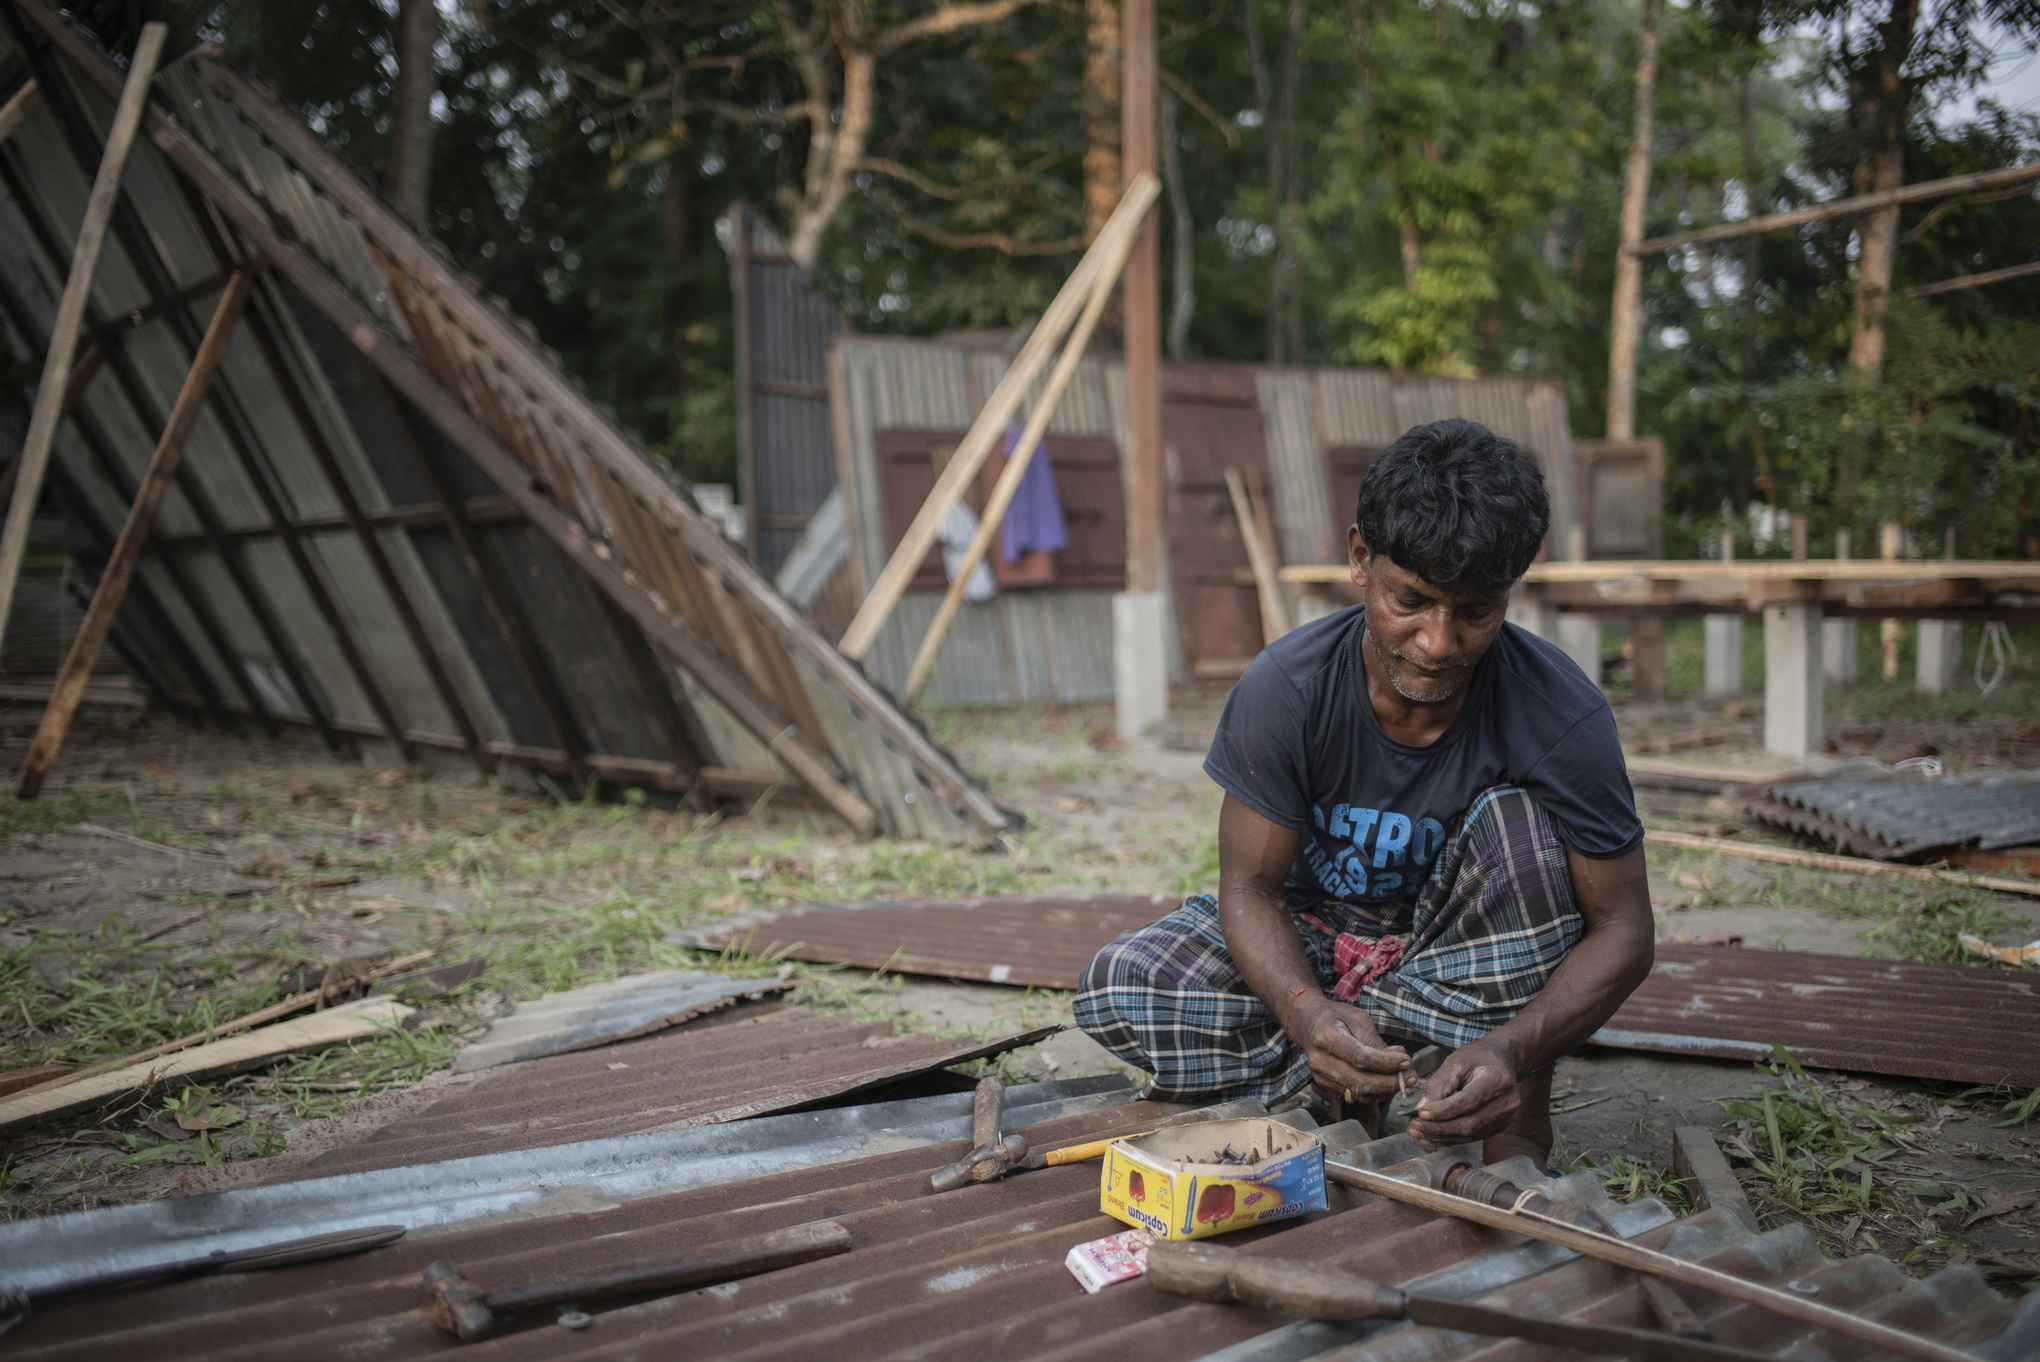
[1282, 985, 1316, 1036]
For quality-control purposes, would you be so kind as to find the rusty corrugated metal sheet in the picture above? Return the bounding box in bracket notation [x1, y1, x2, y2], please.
[283, 1005, 1061, 1177]
[686, 903, 2040, 1088]
[4, 1093, 2024, 1360]
[677, 894, 1173, 988]
[1596, 942, 2040, 1087]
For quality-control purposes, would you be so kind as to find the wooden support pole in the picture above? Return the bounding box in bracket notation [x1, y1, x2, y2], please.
[1225, 467, 1289, 644]
[0, 23, 164, 648]
[1903, 258, 2040, 297]
[1605, 0, 1660, 444]
[900, 176, 1157, 705]
[837, 188, 1152, 661]
[16, 267, 253, 799]
[0, 77, 38, 146]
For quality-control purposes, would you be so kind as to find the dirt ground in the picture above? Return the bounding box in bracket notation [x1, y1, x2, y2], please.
[2, 670, 2037, 1293]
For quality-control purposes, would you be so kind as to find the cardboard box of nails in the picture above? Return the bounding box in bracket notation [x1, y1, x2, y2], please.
[1099, 1119, 1327, 1241]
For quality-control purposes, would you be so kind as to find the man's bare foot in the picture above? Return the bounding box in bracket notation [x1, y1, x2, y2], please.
[1479, 1068, 1554, 1170]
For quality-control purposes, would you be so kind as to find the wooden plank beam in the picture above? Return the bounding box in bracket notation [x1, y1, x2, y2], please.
[0, 23, 164, 647]
[0, 76, 37, 146]
[16, 268, 253, 798]
[1902, 258, 2040, 298]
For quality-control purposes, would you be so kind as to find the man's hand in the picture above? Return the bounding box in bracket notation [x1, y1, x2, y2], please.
[1406, 1042, 1519, 1146]
[1292, 995, 1411, 1102]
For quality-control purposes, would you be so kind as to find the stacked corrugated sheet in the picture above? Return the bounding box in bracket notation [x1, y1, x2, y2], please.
[1752, 767, 2040, 860]
[0, 0, 1012, 842]
[3, 1086, 2030, 1359]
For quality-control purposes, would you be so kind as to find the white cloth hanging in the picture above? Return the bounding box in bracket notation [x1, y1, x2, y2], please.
[936, 502, 997, 604]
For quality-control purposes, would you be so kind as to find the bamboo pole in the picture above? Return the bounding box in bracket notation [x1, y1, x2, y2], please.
[1324, 1161, 1971, 1362]
[899, 176, 1157, 704]
[837, 174, 1159, 662]
[0, 24, 165, 649]
[0, 77, 39, 146]
[1631, 161, 2040, 255]
[1225, 467, 1289, 644]
[1644, 830, 2039, 898]
[17, 267, 254, 799]
[1903, 258, 2040, 297]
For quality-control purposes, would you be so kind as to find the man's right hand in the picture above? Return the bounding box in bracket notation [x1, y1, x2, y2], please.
[1289, 994, 1412, 1101]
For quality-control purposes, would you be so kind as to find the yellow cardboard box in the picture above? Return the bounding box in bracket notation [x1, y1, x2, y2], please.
[1099, 1118, 1327, 1241]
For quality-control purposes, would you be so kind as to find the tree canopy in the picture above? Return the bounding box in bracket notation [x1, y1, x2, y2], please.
[109, 0, 2040, 557]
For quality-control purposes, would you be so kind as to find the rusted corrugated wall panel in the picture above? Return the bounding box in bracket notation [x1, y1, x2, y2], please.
[730, 209, 842, 574]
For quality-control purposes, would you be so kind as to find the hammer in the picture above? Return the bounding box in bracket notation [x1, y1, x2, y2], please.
[929, 1076, 1028, 1193]
[424, 1219, 850, 1341]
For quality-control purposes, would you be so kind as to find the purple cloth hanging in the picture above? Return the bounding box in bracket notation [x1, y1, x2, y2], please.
[1001, 423, 1069, 564]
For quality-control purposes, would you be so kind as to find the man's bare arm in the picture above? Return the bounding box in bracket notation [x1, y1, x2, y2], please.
[1408, 841, 1653, 1146]
[1218, 794, 1412, 1101]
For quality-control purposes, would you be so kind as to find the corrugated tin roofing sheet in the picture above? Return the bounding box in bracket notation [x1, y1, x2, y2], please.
[684, 901, 2040, 1087]
[1753, 769, 2040, 860]
[2, 1091, 2024, 1360]
[286, 1004, 1062, 1177]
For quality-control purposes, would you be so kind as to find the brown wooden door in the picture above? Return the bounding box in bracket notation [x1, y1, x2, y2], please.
[1325, 446, 1382, 550]
[1163, 365, 1271, 681]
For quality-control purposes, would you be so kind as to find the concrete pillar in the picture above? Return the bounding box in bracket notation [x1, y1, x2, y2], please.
[1704, 615, 1743, 695]
[1764, 602, 1823, 759]
[1823, 618, 1858, 685]
[1822, 618, 1857, 685]
[1630, 614, 1667, 701]
[1507, 586, 1560, 644]
[1557, 614, 1601, 685]
[1114, 591, 1169, 739]
[1916, 620, 1961, 694]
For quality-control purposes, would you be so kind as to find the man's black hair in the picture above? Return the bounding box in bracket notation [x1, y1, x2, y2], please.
[1354, 418, 1550, 599]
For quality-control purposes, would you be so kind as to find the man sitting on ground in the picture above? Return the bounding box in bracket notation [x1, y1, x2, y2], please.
[1075, 418, 1653, 1168]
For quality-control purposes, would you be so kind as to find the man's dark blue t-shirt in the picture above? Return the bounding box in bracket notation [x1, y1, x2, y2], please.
[1203, 605, 1642, 920]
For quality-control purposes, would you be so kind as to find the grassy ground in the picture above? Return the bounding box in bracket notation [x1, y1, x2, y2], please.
[1, 690, 2036, 1291]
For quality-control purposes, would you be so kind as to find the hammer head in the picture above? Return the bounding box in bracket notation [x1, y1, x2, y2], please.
[424, 1260, 496, 1341]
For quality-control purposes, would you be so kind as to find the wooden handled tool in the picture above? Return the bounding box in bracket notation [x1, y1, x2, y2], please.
[424, 1219, 849, 1341]
[929, 1077, 1028, 1193]
[1147, 1240, 1769, 1362]
[1324, 1157, 1974, 1362]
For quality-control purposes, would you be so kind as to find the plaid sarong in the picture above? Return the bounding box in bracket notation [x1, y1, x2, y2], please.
[1073, 787, 1582, 1105]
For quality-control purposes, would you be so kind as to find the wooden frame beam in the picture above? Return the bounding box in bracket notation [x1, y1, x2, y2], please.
[17, 267, 253, 797]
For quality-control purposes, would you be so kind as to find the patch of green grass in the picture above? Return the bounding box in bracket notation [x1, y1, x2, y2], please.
[1713, 1047, 1964, 1268]
[1572, 1149, 1694, 1215]
[1862, 897, 2029, 967]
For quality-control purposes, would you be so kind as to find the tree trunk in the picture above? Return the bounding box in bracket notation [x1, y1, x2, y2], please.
[1160, 90, 1194, 357]
[1279, 0, 1304, 361]
[663, 159, 697, 415]
[1083, 0, 1123, 243]
[1837, 0, 1918, 532]
[1735, 69, 1758, 511]
[1604, 0, 1661, 442]
[1247, 0, 1282, 360]
[386, 0, 437, 228]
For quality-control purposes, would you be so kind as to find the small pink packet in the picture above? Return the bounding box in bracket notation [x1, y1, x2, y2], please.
[1065, 1227, 1155, 1293]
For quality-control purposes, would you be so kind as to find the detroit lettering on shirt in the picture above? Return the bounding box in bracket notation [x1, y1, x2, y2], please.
[1203, 605, 1644, 919]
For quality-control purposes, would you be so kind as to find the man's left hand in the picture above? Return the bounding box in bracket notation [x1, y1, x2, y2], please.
[1406, 1042, 1519, 1146]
